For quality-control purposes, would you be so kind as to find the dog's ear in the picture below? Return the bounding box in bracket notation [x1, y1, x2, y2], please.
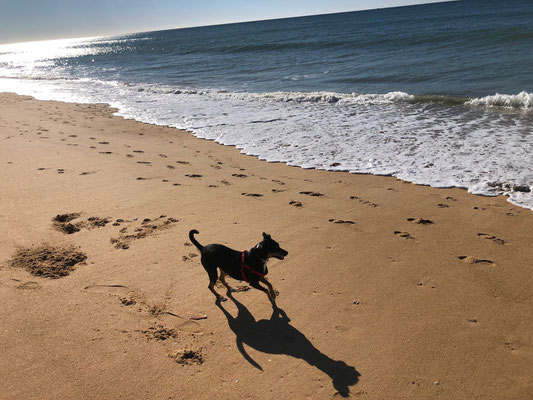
[262, 232, 271, 240]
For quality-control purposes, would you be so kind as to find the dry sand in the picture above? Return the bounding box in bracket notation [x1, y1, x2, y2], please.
[0, 92, 532, 399]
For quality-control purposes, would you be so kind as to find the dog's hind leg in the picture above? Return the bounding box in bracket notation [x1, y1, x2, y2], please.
[219, 271, 235, 293]
[206, 266, 227, 302]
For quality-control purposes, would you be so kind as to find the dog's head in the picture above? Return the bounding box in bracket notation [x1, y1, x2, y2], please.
[258, 232, 288, 260]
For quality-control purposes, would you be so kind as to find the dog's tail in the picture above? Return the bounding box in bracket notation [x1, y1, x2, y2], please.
[189, 229, 203, 250]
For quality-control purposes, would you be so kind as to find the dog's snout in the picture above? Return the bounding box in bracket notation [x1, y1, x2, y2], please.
[272, 247, 288, 260]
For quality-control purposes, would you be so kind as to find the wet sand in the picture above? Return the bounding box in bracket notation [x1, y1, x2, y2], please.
[0, 92, 532, 399]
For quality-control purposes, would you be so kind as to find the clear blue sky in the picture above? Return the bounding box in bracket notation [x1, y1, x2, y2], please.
[0, 0, 452, 44]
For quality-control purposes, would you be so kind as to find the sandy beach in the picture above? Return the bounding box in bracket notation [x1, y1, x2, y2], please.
[0, 92, 531, 399]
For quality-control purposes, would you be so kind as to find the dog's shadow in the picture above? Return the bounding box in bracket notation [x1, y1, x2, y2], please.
[216, 294, 360, 397]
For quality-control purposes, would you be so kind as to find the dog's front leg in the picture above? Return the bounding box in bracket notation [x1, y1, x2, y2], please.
[260, 277, 278, 299]
[249, 281, 274, 301]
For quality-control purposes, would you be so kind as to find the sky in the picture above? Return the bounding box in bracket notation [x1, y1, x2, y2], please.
[0, 0, 453, 44]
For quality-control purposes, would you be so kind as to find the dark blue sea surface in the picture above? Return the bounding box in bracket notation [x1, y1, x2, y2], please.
[1, 0, 532, 207]
[34, 0, 533, 97]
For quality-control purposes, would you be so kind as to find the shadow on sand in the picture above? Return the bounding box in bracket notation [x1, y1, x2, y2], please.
[216, 294, 360, 397]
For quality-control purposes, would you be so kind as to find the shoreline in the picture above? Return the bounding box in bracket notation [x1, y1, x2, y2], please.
[2, 78, 532, 211]
[1, 92, 532, 399]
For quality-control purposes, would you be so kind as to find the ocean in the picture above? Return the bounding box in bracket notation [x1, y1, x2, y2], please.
[1, 0, 532, 208]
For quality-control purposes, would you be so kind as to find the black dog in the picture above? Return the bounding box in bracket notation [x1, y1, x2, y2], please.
[189, 230, 288, 303]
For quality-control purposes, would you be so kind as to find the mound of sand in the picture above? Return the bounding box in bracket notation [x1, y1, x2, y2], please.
[171, 349, 204, 365]
[9, 243, 87, 278]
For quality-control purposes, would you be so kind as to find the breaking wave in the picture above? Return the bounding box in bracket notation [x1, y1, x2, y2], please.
[466, 91, 533, 110]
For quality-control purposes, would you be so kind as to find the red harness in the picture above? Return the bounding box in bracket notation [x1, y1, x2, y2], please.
[240, 252, 266, 283]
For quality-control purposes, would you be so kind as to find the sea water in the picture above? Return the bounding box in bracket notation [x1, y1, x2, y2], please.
[1, 0, 532, 208]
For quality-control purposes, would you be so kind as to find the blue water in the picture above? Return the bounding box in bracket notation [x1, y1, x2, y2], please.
[1, 0, 533, 208]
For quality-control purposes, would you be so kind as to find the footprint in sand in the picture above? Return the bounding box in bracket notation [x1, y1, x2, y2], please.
[98, 141, 109, 145]
[477, 233, 506, 245]
[289, 201, 303, 207]
[137, 161, 152, 166]
[166, 165, 176, 169]
[176, 161, 190, 165]
[438, 203, 450, 208]
[232, 173, 247, 178]
[505, 342, 517, 352]
[15, 281, 42, 290]
[185, 174, 202, 178]
[133, 150, 144, 153]
[99, 151, 113, 154]
[242, 192, 263, 197]
[158, 154, 167, 158]
[84, 284, 130, 295]
[52, 213, 82, 234]
[300, 191, 324, 197]
[182, 253, 199, 262]
[457, 256, 494, 265]
[171, 349, 204, 365]
[120, 296, 136, 306]
[52, 213, 110, 234]
[110, 215, 178, 249]
[350, 196, 378, 208]
[394, 231, 415, 240]
[143, 324, 178, 341]
[329, 218, 354, 224]
[407, 218, 434, 225]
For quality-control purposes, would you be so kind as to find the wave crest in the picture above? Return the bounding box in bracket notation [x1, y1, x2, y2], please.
[466, 91, 533, 109]
[121, 84, 416, 105]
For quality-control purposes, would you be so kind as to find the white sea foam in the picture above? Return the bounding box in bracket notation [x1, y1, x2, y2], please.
[466, 91, 533, 109]
[1, 77, 532, 210]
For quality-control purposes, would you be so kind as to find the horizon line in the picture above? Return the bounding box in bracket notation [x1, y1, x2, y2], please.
[0, 0, 458, 46]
